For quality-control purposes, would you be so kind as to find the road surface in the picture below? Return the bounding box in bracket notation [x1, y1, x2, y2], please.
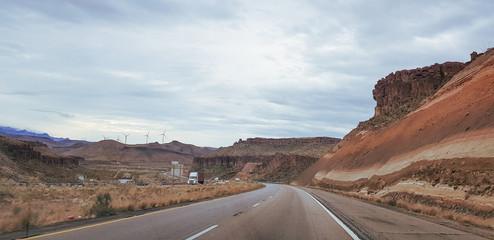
[20, 184, 489, 240]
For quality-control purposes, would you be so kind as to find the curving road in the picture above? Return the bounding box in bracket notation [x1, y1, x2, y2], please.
[22, 183, 489, 240]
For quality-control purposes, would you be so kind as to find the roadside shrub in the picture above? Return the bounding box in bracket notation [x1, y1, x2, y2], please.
[139, 203, 147, 210]
[388, 198, 397, 206]
[126, 203, 135, 211]
[90, 193, 115, 217]
[20, 208, 38, 238]
[12, 206, 21, 215]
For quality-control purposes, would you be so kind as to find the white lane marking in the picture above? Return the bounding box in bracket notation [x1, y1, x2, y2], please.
[252, 203, 260, 207]
[269, 196, 273, 199]
[305, 192, 360, 240]
[186, 225, 218, 240]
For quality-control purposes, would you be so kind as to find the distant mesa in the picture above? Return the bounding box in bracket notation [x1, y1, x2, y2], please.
[193, 137, 341, 183]
[211, 137, 341, 158]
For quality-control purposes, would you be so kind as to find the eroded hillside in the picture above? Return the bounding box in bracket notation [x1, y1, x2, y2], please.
[59, 140, 214, 169]
[193, 137, 340, 183]
[209, 137, 340, 158]
[294, 49, 494, 228]
[0, 136, 110, 183]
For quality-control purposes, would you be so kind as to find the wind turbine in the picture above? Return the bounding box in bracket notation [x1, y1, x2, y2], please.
[123, 133, 129, 144]
[102, 135, 109, 140]
[116, 135, 121, 142]
[144, 131, 150, 144]
[160, 130, 167, 144]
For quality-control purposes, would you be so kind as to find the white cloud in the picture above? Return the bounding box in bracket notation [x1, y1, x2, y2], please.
[104, 70, 146, 80]
[1, 0, 493, 147]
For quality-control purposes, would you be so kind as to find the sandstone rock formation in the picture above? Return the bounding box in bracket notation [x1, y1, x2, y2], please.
[210, 137, 340, 158]
[194, 154, 319, 183]
[0, 136, 88, 182]
[373, 62, 465, 117]
[194, 154, 318, 169]
[294, 49, 494, 227]
[193, 137, 340, 183]
[0, 137, 81, 166]
[235, 137, 340, 146]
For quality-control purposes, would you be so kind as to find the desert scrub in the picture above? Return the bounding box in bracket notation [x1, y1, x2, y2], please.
[0, 182, 263, 233]
[316, 187, 494, 230]
[90, 193, 115, 217]
[357, 100, 421, 130]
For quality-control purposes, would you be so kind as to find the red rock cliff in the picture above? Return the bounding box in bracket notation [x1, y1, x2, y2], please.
[373, 62, 466, 117]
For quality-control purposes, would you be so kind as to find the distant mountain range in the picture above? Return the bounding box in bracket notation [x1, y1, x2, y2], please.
[0, 126, 217, 169]
[0, 126, 89, 148]
[0, 126, 69, 141]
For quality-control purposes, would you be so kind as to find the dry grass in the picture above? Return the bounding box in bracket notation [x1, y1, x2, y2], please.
[393, 200, 494, 229]
[312, 186, 494, 230]
[0, 180, 263, 234]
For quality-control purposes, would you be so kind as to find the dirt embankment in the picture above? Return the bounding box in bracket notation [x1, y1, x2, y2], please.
[294, 49, 494, 228]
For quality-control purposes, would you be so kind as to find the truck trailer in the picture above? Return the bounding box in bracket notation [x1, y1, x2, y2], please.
[188, 172, 204, 184]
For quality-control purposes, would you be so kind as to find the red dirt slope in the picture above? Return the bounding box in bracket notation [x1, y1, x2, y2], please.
[294, 49, 494, 228]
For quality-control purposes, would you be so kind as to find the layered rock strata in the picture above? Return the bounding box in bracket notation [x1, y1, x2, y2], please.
[373, 62, 465, 117]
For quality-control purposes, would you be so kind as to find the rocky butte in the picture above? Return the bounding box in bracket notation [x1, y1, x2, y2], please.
[373, 62, 465, 117]
[294, 49, 494, 229]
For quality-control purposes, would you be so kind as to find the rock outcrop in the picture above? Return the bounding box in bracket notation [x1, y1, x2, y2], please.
[0, 136, 90, 183]
[194, 154, 319, 183]
[0, 137, 81, 166]
[373, 62, 465, 117]
[193, 137, 340, 183]
[210, 137, 340, 158]
[235, 137, 340, 146]
[194, 154, 318, 168]
[294, 49, 494, 228]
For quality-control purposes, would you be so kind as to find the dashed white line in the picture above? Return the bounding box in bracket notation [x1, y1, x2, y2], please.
[305, 192, 360, 240]
[185, 225, 218, 240]
[252, 203, 260, 207]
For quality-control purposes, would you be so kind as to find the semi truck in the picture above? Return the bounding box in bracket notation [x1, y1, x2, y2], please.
[188, 172, 204, 184]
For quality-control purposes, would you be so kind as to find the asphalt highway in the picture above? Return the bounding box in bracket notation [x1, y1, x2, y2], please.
[22, 184, 489, 240]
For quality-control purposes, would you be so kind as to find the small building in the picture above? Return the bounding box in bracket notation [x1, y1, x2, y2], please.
[119, 179, 133, 184]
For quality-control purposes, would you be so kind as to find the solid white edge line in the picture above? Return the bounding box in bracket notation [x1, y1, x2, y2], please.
[305, 192, 360, 240]
[185, 225, 218, 240]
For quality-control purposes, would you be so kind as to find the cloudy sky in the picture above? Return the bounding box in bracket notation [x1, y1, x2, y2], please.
[1, 0, 493, 147]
